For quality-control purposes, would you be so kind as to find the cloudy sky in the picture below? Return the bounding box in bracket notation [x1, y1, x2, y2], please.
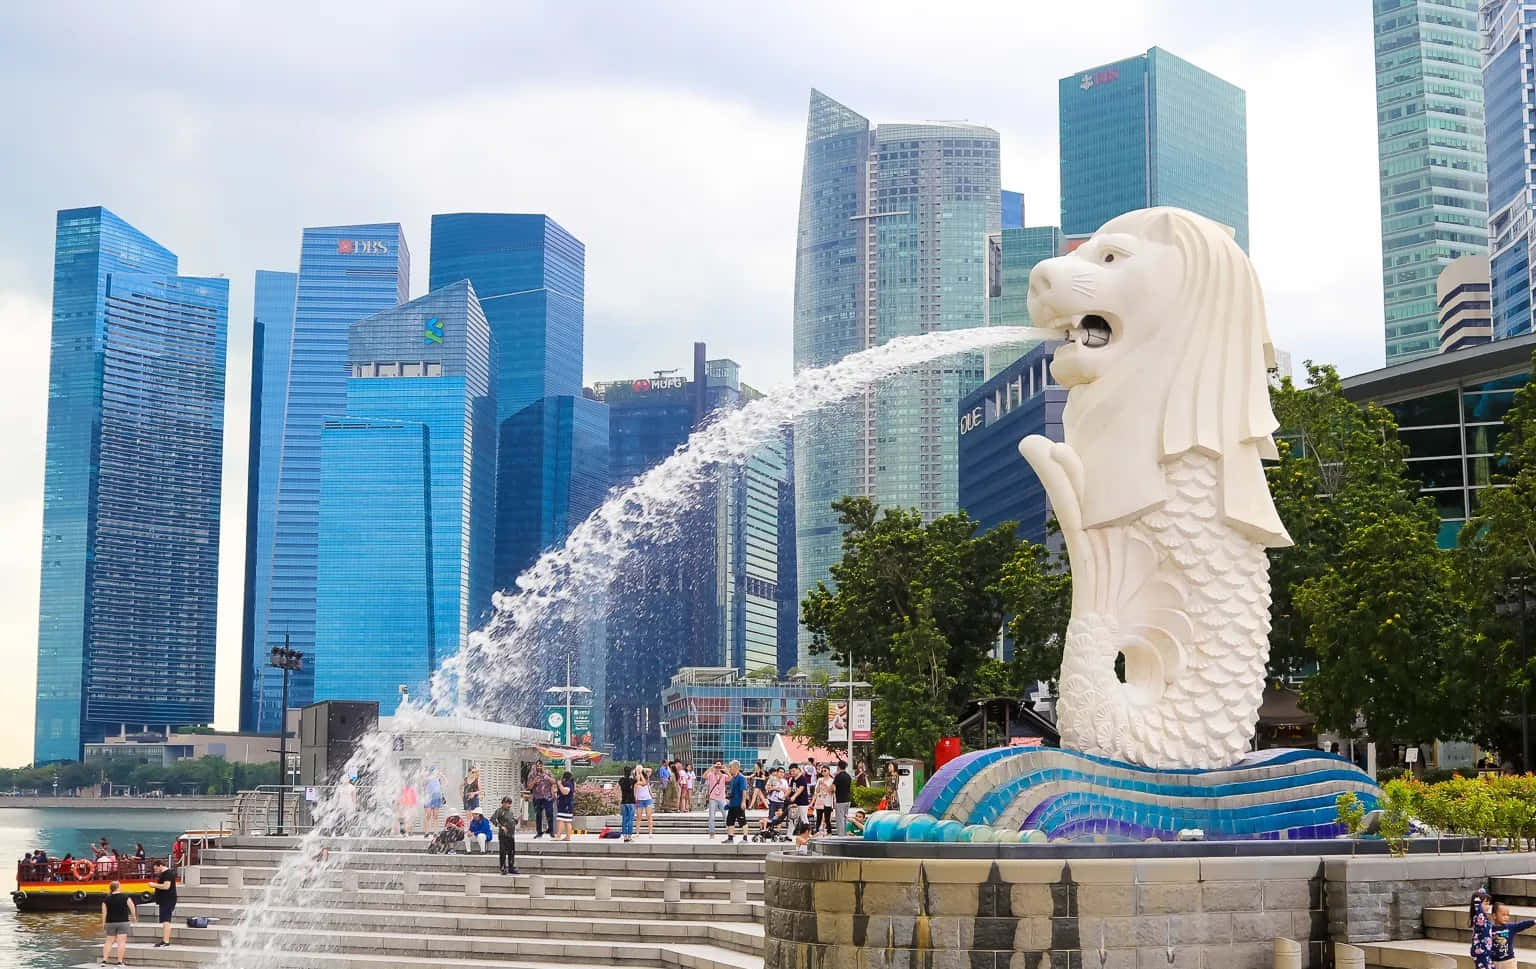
[0, 1, 1381, 767]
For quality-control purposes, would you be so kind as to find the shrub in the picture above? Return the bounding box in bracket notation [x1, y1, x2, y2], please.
[573, 783, 620, 817]
[1378, 780, 1413, 857]
[852, 785, 885, 811]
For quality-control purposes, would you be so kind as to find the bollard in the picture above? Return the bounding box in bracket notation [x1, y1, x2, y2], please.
[226, 867, 244, 891]
[730, 880, 748, 904]
[663, 878, 681, 903]
[1333, 943, 1365, 969]
[402, 871, 419, 896]
[529, 874, 546, 898]
[1272, 938, 1301, 969]
[464, 873, 481, 897]
[342, 869, 359, 893]
[594, 876, 611, 901]
[181, 866, 200, 888]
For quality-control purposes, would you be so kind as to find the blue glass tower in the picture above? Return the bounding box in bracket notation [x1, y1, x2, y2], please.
[428, 214, 584, 421]
[1059, 47, 1249, 251]
[261, 225, 408, 727]
[35, 207, 228, 763]
[240, 270, 298, 733]
[1483, 1, 1536, 340]
[313, 281, 495, 710]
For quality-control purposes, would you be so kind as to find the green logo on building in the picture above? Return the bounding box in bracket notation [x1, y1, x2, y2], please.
[423, 316, 443, 344]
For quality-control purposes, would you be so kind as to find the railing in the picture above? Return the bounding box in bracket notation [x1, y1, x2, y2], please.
[18, 857, 161, 883]
[232, 786, 334, 835]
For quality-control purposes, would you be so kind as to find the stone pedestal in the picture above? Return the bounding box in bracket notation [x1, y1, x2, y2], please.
[764, 842, 1517, 969]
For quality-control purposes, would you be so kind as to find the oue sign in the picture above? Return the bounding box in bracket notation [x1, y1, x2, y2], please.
[959, 405, 984, 436]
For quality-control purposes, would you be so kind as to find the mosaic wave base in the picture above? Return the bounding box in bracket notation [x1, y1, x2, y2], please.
[866, 746, 1380, 843]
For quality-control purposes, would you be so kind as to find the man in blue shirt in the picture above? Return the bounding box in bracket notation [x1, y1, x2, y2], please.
[723, 761, 748, 844]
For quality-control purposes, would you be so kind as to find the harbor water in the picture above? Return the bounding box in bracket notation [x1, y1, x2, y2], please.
[0, 806, 225, 968]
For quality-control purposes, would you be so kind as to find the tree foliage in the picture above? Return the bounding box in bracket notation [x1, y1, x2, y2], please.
[869, 590, 958, 761]
[998, 535, 1072, 688]
[1265, 363, 1427, 678]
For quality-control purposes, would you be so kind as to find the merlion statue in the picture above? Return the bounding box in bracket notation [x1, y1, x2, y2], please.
[1019, 207, 1292, 770]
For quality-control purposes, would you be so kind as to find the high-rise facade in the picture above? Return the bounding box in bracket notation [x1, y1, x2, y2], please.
[312, 281, 496, 711]
[1438, 253, 1495, 351]
[1482, 0, 1536, 340]
[35, 207, 228, 763]
[1059, 47, 1249, 251]
[986, 225, 1066, 376]
[494, 393, 610, 586]
[593, 348, 793, 760]
[428, 214, 584, 421]
[240, 270, 298, 733]
[792, 90, 1000, 668]
[258, 225, 409, 729]
[1373, 0, 1488, 361]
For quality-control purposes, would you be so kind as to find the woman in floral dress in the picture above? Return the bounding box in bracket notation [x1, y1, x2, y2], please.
[1472, 889, 1495, 969]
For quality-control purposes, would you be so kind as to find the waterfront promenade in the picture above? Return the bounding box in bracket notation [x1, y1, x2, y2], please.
[0, 796, 234, 811]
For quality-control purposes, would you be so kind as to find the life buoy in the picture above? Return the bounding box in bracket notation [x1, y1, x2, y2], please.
[11, 890, 25, 905]
[138, 891, 153, 903]
[71, 860, 94, 881]
[72, 890, 87, 903]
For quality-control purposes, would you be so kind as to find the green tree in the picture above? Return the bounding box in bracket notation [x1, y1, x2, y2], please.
[1266, 363, 1426, 678]
[1295, 512, 1487, 743]
[801, 497, 1018, 713]
[997, 535, 1072, 688]
[785, 695, 831, 751]
[870, 590, 958, 761]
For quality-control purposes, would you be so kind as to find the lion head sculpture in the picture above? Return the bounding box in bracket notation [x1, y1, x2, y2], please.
[1025, 207, 1291, 548]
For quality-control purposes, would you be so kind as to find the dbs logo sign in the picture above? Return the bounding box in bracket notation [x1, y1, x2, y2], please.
[336, 239, 390, 255]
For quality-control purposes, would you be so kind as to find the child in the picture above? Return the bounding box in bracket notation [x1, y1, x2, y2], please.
[1492, 900, 1534, 967]
[793, 822, 812, 855]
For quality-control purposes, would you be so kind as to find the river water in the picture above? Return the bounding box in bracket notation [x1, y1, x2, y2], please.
[0, 807, 226, 968]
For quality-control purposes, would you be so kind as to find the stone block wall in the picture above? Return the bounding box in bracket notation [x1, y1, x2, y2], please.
[1324, 852, 1536, 943]
[765, 854, 1329, 969]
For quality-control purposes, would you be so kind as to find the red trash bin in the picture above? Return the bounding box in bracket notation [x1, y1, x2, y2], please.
[934, 736, 962, 770]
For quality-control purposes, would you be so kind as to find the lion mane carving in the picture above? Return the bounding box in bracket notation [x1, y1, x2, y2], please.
[1019, 207, 1292, 770]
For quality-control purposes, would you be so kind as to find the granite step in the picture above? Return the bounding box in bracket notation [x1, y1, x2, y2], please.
[202, 847, 769, 878]
[109, 922, 764, 969]
[166, 882, 763, 919]
[1424, 902, 1536, 943]
[1358, 936, 1536, 968]
[158, 901, 765, 955]
[188, 864, 762, 900]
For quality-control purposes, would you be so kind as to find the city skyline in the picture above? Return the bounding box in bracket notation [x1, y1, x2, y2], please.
[1, 2, 1390, 765]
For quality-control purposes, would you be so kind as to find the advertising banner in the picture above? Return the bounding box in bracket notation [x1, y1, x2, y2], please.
[828, 699, 872, 743]
[542, 705, 593, 747]
[850, 699, 872, 742]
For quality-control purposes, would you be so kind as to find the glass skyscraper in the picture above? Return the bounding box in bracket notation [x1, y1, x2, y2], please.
[494, 393, 610, 587]
[258, 225, 409, 728]
[986, 225, 1065, 376]
[35, 207, 228, 763]
[313, 280, 495, 710]
[792, 90, 999, 669]
[1482, 0, 1536, 340]
[240, 270, 297, 733]
[428, 214, 584, 421]
[1059, 47, 1249, 252]
[1373, 0, 1489, 360]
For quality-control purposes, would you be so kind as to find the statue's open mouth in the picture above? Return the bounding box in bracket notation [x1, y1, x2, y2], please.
[1056, 313, 1114, 348]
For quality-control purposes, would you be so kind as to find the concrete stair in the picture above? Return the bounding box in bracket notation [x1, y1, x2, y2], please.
[1361, 889, 1536, 967]
[82, 833, 767, 969]
[1357, 936, 1534, 968]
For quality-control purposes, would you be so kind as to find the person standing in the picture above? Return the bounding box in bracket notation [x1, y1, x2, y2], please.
[654, 761, 673, 813]
[634, 765, 656, 838]
[833, 761, 853, 836]
[883, 761, 902, 813]
[704, 761, 728, 838]
[813, 765, 836, 835]
[529, 764, 556, 839]
[461, 766, 482, 813]
[789, 765, 812, 828]
[618, 765, 638, 843]
[855, 761, 869, 787]
[396, 780, 418, 835]
[723, 760, 748, 844]
[750, 761, 768, 810]
[679, 762, 696, 810]
[1472, 889, 1495, 969]
[1492, 900, 1535, 967]
[101, 880, 136, 966]
[555, 771, 576, 841]
[491, 796, 520, 874]
[423, 766, 445, 832]
[151, 861, 176, 948]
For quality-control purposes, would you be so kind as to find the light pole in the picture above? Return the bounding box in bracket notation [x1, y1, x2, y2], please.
[268, 637, 304, 836]
[830, 650, 871, 770]
[544, 654, 592, 749]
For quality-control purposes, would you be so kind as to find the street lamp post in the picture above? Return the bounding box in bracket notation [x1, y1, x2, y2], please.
[830, 651, 871, 770]
[268, 637, 304, 836]
[543, 654, 592, 750]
